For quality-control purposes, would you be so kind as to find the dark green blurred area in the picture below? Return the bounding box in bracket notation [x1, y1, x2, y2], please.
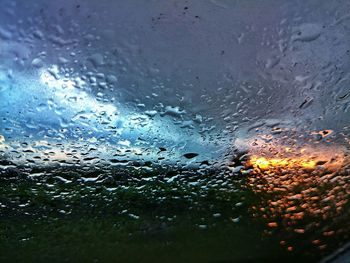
[0, 166, 347, 262]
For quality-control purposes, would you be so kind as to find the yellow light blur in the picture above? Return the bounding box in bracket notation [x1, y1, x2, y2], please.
[249, 156, 317, 171]
[254, 157, 270, 170]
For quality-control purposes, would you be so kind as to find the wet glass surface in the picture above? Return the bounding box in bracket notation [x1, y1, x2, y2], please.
[1, 0, 350, 262]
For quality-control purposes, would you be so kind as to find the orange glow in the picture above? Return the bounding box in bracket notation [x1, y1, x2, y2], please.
[246, 142, 344, 173]
[244, 141, 347, 251]
[235, 128, 348, 251]
[249, 156, 317, 171]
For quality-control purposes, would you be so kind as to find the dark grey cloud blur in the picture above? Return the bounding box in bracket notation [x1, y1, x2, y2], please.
[1, 0, 350, 165]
